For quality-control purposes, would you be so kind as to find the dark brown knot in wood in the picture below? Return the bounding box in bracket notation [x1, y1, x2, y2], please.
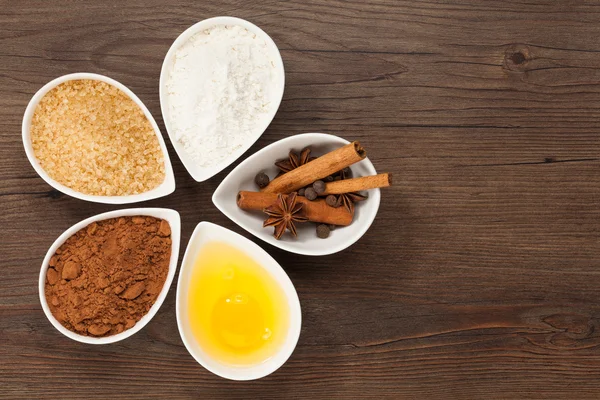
[504, 44, 531, 71]
[542, 312, 598, 349]
[511, 52, 526, 65]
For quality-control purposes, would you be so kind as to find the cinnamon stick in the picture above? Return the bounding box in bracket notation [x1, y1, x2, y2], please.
[262, 141, 366, 194]
[237, 191, 354, 226]
[323, 173, 392, 195]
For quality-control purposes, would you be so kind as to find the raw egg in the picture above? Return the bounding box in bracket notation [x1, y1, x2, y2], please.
[187, 241, 290, 366]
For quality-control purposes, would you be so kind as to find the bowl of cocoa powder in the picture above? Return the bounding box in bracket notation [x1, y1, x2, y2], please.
[39, 208, 181, 344]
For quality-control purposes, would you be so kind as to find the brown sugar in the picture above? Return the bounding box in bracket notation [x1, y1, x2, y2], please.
[45, 216, 172, 337]
[30, 79, 166, 196]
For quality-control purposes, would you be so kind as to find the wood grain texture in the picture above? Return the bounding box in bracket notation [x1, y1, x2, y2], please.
[2, 0, 600, 398]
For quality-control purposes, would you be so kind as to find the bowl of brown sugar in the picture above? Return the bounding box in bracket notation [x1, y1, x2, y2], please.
[39, 208, 181, 344]
[22, 73, 176, 204]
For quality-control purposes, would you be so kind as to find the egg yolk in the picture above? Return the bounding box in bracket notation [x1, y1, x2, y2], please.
[187, 242, 289, 366]
[212, 293, 266, 349]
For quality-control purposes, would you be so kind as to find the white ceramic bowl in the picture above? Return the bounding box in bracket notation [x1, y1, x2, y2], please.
[39, 208, 181, 344]
[22, 73, 176, 204]
[176, 222, 301, 380]
[212, 133, 381, 256]
[159, 16, 285, 182]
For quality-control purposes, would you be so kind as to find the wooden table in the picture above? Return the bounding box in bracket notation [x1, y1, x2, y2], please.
[3, 1, 600, 398]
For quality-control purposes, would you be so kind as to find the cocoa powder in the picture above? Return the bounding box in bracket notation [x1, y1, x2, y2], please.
[45, 216, 172, 337]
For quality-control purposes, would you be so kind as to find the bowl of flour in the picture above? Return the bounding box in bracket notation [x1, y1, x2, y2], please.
[160, 17, 285, 182]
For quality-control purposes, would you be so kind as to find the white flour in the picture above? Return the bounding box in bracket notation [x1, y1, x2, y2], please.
[165, 25, 279, 168]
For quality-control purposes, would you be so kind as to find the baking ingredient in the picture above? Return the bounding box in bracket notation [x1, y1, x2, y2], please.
[312, 180, 326, 195]
[45, 216, 172, 337]
[262, 141, 366, 194]
[336, 192, 368, 213]
[30, 79, 165, 196]
[255, 172, 270, 189]
[241, 142, 392, 239]
[322, 173, 392, 195]
[339, 167, 353, 180]
[316, 224, 330, 239]
[238, 191, 354, 226]
[187, 241, 289, 366]
[275, 148, 312, 173]
[304, 187, 317, 201]
[326, 194, 338, 207]
[165, 25, 279, 168]
[263, 192, 308, 239]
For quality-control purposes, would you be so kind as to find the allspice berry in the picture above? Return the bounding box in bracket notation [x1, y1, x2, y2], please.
[326, 194, 338, 207]
[298, 187, 306, 196]
[254, 172, 270, 188]
[316, 224, 330, 239]
[313, 180, 326, 195]
[305, 187, 318, 201]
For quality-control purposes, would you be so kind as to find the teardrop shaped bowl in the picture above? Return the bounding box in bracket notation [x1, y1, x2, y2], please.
[176, 221, 301, 380]
[22, 73, 176, 204]
[39, 208, 181, 344]
[212, 133, 380, 256]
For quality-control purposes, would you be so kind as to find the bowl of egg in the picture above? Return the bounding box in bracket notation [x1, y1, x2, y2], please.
[22, 73, 175, 204]
[176, 222, 301, 380]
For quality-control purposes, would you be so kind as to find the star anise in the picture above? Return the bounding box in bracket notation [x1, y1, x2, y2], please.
[263, 192, 308, 239]
[335, 192, 368, 213]
[275, 147, 312, 173]
[338, 166, 353, 180]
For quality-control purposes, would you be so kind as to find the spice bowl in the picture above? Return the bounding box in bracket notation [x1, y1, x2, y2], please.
[159, 16, 285, 182]
[39, 208, 181, 344]
[212, 133, 381, 256]
[22, 73, 176, 204]
[176, 222, 301, 380]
